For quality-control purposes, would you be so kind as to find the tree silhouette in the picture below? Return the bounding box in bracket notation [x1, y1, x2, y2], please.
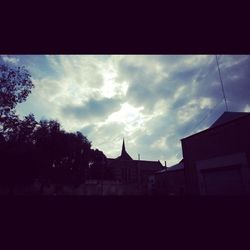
[88, 149, 113, 180]
[0, 62, 110, 195]
[0, 63, 34, 134]
[0, 114, 38, 194]
[32, 120, 94, 194]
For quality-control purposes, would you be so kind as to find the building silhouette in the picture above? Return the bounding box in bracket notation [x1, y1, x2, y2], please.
[148, 112, 250, 196]
[107, 139, 164, 193]
[182, 112, 250, 195]
[148, 159, 185, 195]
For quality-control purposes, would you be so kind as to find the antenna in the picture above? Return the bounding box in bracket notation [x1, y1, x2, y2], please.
[216, 55, 229, 111]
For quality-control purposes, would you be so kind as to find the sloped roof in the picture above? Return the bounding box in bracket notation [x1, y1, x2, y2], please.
[167, 160, 184, 171]
[107, 139, 163, 171]
[210, 112, 250, 128]
[155, 169, 167, 174]
[116, 139, 133, 160]
[133, 160, 163, 170]
[182, 112, 250, 141]
[116, 151, 133, 161]
[154, 160, 184, 174]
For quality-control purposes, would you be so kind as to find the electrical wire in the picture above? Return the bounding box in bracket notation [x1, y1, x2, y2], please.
[175, 98, 224, 159]
[190, 98, 224, 134]
[216, 55, 229, 111]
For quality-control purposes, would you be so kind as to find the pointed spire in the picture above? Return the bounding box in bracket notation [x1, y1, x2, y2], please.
[122, 138, 126, 155]
[118, 138, 133, 160]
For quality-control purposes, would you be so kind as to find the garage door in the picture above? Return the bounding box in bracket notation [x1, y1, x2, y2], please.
[201, 166, 244, 195]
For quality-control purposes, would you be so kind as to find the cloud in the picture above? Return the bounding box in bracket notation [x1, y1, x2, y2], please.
[16, 56, 116, 129]
[111, 55, 250, 164]
[10, 55, 250, 167]
[62, 97, 122, 122]
[80, 121, 126, 157]
[1, 55, 20, 64]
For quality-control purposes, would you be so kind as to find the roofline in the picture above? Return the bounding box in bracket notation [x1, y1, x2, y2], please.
[155, 170, 167, 174]
[107, 158, 163, 165]
[134, 159, 162, 163]
[181, 113, 250, 141]
[155, 167, 184, 174]
[167, 168, 184, 172]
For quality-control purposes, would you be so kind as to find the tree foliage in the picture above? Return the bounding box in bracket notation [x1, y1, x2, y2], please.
[0, 63, 34, 133]
[0, 63, 34, 110]
[0, 62, 111, 194]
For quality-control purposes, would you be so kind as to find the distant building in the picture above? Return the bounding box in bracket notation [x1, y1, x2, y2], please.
[107, 139, 164, 194]
[148, 160, 185, 195]
[165, 160, 185, 195]
[182, 112, 250, 195]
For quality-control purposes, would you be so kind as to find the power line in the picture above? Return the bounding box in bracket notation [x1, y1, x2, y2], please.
[173, 98, 224, 160]
[188, 98, 224, 135]
[175, 57, 227, 158]
[216, 55, 229, 111]
[189, 55, 228, 134]
[174, 98, 223, 159]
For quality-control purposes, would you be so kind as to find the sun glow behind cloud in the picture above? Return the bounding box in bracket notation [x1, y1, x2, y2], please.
[106, 103, 145, 134]
[2, 54, 249, 166]
[100, 63, 129, 98]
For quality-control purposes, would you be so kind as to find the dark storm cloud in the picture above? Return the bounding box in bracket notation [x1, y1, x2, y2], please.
[62, 97, 121, 121]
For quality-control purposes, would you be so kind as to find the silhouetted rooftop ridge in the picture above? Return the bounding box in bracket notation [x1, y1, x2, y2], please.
[210, 111, 250, 128]
[182, 111, 250, 141]
[167, 160, 184, 171]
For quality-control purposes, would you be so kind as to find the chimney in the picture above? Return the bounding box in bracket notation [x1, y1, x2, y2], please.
[138, 154, 140, 160]
[164, 161, 167, 167]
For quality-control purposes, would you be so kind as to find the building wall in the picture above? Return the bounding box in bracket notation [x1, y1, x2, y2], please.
[152, 173, 168, 195]
[182, 116, 250, 195]
[166, 170, 185, 195]
[148, 170, 185, 195]
[109, 160, 163, 185]
[196, 153, 250, 195]
[0, 180, 144, 195]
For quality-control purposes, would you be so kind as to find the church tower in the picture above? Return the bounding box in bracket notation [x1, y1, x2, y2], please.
[117, 138, 133, 160]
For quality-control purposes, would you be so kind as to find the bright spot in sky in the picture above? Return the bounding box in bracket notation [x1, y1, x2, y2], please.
[107, 103, 145, 133]
[100, 62, 128, 98]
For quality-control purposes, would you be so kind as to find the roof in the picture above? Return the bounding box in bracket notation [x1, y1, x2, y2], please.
[154, 160, 184, 175]
[116, 152, 133, 160]
[210, 112, 250, 128]
[107, 158, 163, 171]
[116, 139, 133, 160]
[155, 169, 167, 174]
[107, 139, 163, 171]
[167, 160, 184, 171]
[182, 112, 250, 141]
[133, 160, 163, 170]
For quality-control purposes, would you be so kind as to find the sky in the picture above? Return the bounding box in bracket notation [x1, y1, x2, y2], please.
[0, 55, 250, 166]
